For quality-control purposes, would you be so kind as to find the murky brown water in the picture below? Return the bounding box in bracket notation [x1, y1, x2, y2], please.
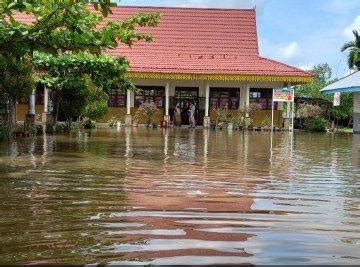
[0, 128, 359, 265]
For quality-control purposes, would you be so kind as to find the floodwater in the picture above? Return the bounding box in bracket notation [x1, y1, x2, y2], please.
[0, 128, 359, 265]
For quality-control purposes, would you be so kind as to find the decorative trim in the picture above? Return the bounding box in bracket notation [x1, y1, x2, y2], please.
[128, 72, 314, 84]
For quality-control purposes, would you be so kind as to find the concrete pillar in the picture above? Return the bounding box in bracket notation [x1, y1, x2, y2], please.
[42, 88, 53, 125]
[354, 92, 360, 134]
[44, 88, 48, 113]
[164, 82, 170, 122]
[125, 89, 132, 126]
[245, 84, 250, 108]
[203, 82, 210, 128]
[244, 84, 250, 124]
[26, 88, 36, 125]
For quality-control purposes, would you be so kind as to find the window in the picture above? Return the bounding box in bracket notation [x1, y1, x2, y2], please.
[250, 89, 277, 110]
[210, 88, 239, 109]
[135, 86, 165, 107]
[108, 89, 126, 107]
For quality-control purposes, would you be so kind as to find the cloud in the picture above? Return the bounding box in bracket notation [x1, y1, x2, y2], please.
[343, 15, 360, 40]
[278, 41, 299, 60]
[298, 63, 314, 71]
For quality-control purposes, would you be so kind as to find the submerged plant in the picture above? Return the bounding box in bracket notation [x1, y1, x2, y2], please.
[305, 116, 328, 132]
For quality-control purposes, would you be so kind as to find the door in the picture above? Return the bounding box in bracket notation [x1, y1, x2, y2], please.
[173, 87, 202, 125]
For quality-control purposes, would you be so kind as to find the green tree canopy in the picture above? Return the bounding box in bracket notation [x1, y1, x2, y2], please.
[0, 0, 159, 137]
[295, 63, 333, 98]
[295, 63, 353, 126]
[33, 51, 134, 124]
[1, 0, 159, 58]
[34, 51, 134, 93]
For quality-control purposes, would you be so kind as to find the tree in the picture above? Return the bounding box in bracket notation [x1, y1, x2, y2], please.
[0, 0, 159, 137]
[0, 55, 34, 138]
[341, 30, 360, 70]
[33, 52, 134, 125]
[295, 63, 332, 98]
[295, 63, 354, 127]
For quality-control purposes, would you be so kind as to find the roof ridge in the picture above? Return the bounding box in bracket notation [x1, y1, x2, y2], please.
[111, 5, 256, 12]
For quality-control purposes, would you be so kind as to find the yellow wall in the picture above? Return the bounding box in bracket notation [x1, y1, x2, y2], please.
[210, 109, 282, 127]
[16, 104, 43, 122]
[16, 104, 282, 127]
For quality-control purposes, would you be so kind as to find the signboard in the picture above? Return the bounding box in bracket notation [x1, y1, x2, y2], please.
[273, 88, 294, 102]
[333, 92, 341, 107]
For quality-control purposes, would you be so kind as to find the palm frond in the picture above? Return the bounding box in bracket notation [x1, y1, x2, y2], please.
[341, 41, 355, 51]
[348, 50, 356, 69]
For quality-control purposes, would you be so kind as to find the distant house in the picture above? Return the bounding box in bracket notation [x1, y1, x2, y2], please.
[17, 6, 313, 127]
[321, 71, 360, 133]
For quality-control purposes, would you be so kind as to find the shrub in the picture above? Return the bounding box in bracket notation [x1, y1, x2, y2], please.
[0, 123, 9, 140]
[135, 101, 158, 125]
[108, 117, 118, 127]
[82, 118, 96, 129]
[297, 104, 323, 119]
[54, 122, 66, 133]
[306, 116, 328, 132]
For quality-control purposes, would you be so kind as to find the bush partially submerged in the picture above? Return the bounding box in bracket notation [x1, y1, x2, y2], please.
[305, 116, 328, 132]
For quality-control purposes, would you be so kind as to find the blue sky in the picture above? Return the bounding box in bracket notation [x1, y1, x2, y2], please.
[117, 0, 360, 78]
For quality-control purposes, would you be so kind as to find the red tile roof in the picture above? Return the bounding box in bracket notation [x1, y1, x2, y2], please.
[12, 5, 312, 79]
[103, 6, 311, 79]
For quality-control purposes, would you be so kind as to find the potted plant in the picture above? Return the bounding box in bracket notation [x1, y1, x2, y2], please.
[108, 116, 118, 128]
[215, 107, 229, 130]
[135, 101, 158, 128]
[227, 113, 234, 131]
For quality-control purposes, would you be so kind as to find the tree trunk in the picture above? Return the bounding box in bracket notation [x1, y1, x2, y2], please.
[2, 94, 16, 140]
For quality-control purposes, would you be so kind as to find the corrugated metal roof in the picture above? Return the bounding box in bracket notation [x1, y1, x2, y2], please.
[321, 71, 360, 94]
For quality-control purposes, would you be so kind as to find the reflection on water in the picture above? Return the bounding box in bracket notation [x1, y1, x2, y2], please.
[0, 129, 359, 265]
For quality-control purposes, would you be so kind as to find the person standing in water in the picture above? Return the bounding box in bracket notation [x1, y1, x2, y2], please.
[189, 102, 196, 128]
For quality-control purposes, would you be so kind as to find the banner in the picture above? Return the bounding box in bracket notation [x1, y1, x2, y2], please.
[333, 92, 341, 107]
[273, 88, 294, 102]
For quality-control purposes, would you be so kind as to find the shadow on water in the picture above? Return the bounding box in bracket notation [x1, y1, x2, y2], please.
[0, 128, 359, 264]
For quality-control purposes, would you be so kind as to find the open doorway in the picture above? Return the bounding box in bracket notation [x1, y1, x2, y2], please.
[172, 87, 203, 126]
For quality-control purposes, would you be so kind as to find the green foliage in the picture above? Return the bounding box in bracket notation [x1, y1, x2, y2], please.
[295, 63, 333, 98]
[215, 107, 229, 126]
[341, 30, 360, 70]
[82, 118, 96, 129]
[0, 55, 34, 139]
[108, 117, 117, 127]
[305, 116, 328, 132]
[0, 123, 9, 140]
[295, 63, 354, 126]
[334, 93, 353, 123]
[0, 55, 34, 101]
[0, 0, 159, 136]
[34, 52, 133, 93]
[135, 101, 158, 125]
[1, 0, 160, 57]
[297, 104, 323, 119]
[57, 76, 87, 122]
[82, 77, 108, 119]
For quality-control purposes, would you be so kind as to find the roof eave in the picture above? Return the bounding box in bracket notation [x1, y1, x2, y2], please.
[128, 71, 314, 84]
